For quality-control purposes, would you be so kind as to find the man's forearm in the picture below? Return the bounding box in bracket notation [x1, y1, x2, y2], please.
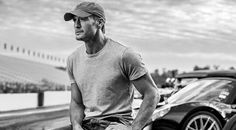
[70, 101, 85, 127]
[132, 90, 159, 130]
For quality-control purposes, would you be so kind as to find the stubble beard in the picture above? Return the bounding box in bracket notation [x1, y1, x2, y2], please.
[76, 32, 97, 43]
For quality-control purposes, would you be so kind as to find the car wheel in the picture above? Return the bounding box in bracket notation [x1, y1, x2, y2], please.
[181, 111, 222, 130]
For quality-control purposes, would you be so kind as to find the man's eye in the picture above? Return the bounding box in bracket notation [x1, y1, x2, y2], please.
[72, 18, 76, 22]
[80, 17, 88, 21]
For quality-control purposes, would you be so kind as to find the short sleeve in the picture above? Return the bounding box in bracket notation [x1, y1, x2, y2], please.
[121, 48, 148, 80]
[66, 56, 76, 84]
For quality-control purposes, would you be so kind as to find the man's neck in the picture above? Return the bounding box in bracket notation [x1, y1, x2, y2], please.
[84, 31, 107, 55]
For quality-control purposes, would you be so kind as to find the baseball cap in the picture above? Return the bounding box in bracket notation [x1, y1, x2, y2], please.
[64, 2, 106, 23]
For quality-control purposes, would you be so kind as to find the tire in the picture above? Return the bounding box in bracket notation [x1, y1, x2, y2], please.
[181, 111, 222, 130]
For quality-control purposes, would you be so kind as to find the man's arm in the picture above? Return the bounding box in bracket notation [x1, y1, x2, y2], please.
[131, 73, 160, 130]
[70, 83, 85, 130]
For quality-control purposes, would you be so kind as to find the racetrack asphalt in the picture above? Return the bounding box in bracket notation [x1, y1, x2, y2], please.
[0, 104, 70, 130]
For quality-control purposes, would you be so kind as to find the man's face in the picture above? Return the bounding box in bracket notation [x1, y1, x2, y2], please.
[73, 15, 97, 41]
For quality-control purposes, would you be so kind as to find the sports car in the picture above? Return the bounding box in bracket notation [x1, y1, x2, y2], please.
[151, 71, 236, 130]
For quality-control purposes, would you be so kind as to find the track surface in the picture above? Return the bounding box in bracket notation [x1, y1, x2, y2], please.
[0, 105, 70, 130]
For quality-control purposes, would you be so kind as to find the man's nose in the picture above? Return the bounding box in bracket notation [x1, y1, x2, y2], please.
[74, 19, 81, 28]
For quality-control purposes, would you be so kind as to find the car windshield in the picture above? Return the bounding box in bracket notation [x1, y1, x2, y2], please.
[179, 78, 198, 86]
[167, 79, 234, 104]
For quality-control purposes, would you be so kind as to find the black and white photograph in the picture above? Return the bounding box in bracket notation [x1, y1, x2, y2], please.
[0, 0, 236, 130]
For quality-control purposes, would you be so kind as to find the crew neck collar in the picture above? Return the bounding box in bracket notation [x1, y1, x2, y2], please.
[86, 38, 109, 58]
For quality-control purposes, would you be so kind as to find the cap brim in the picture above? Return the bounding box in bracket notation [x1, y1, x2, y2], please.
[64, 9, 91, 21]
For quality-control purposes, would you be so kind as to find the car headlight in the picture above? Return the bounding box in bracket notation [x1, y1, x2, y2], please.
[152, 107, 170, 121]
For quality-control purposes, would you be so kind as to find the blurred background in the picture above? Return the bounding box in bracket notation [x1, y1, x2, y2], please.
[0, 0, 236, 129]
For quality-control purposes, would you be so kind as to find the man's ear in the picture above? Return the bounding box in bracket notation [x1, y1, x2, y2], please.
[96, 19, 103, 29]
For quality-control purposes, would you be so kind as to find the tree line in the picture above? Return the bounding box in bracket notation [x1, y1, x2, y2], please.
[150, 65, 235, 88]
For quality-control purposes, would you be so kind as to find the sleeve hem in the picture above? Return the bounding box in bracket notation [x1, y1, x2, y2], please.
[129, 69, 148, 81]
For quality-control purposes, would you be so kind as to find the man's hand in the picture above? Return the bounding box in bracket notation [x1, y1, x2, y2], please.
[105, 122, 132, 130]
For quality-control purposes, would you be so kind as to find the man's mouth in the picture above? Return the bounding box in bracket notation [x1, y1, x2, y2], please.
[75, 31, 83, 35]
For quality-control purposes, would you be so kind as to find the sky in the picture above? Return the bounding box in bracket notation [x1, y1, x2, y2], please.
[0, 0, 236, 72]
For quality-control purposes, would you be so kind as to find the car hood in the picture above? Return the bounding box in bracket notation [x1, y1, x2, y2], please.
[165, 101, 232, 118]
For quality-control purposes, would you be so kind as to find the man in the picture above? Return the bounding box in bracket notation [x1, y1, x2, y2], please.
[64, 2, 159, 130]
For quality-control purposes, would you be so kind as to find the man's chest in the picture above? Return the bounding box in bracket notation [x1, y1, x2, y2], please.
[72, 57, 126, 89]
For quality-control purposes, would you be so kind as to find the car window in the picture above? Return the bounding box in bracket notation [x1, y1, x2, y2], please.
[168, 79, 234, 104]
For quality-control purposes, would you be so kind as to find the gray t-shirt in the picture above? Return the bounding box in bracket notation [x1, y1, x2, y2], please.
[67, 38, 147, 121]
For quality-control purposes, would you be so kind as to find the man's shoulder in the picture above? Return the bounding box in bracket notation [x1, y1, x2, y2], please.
[107, 38, 140, 60]
[108, 38, 129, 52]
